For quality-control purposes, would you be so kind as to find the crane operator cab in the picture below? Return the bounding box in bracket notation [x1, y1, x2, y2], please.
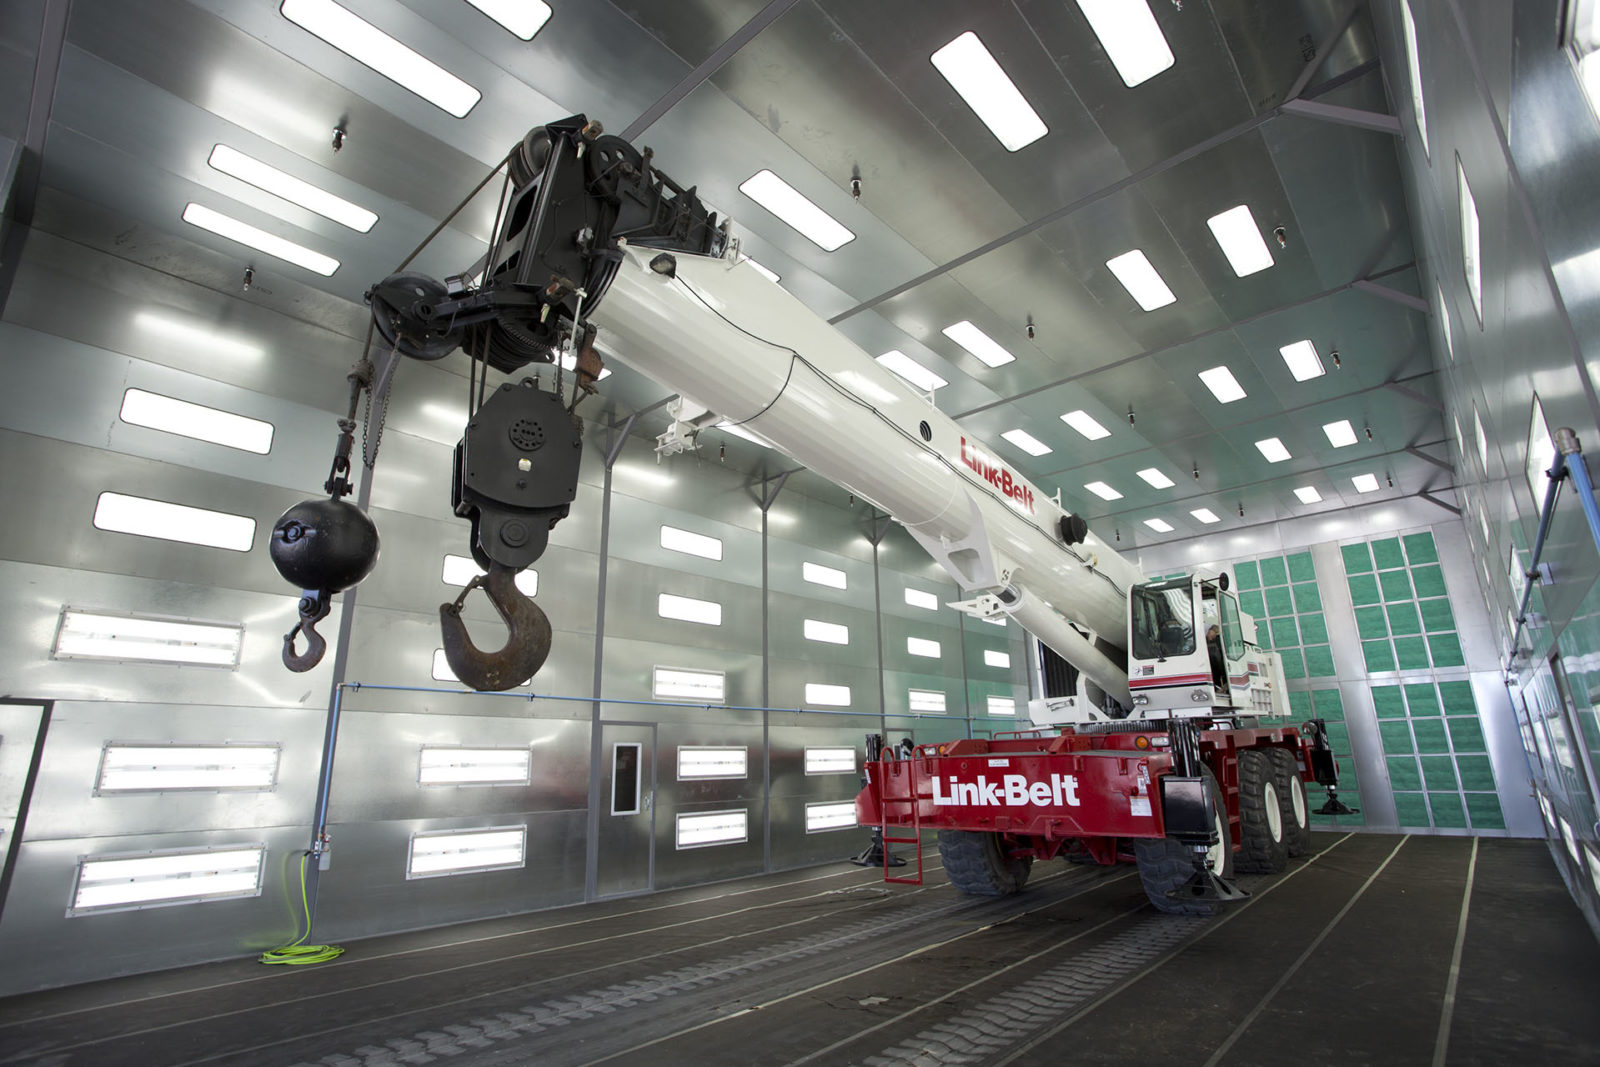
[1127, 571, 1286, 720]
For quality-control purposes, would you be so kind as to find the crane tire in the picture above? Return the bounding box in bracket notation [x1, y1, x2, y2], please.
[1236, 749, 1289, 873]
[1134, 768, 1234, 916]
[1268, 747, 1314, 857]
[937, 830, 1032, 896]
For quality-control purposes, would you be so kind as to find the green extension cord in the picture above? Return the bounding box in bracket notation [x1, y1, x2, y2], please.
[259, 851, 345, 966]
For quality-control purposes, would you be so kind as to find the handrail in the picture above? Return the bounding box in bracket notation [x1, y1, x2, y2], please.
[1508, 428, 1600, 671]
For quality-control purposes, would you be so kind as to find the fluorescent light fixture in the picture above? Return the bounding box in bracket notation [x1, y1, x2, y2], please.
[738, 170, 854, 251]
[1002, 429, 1052, 456]
[678, 746, 748, 780]
[1198, 366, 1247, 403]
[119, 389, 274, 455]
[1399, 0, 1430, 156]
[1279, 340, 1325, 381]
[182, 203, 338, 276]
[660, 525, 723, 561]
[94, 492, 255, 552]
[804, 619, 850, 645]
[905, 588, 940, 611]
[1255, 437, 1291, 463]
[675, 810, 748, 849]
[131, 312, 263, 361]
[929, 31, 1049, 151]
[418, 746, 532, 786]
[805, 747, 857, 775]
[1206, 204, 1274, 276]
[1106, 250, 1176, 311]
[805, 682, 851, 706]
[984, 649, 1011, 669]
[943, 320, 1017, 368]
[465, 0, 551, 39]
[988, 695, 1016, 716]
[442, 554, 537, 596]
[407, 826, 526, 878]
[1438, 284, 1455, 360]
[207, 145, 376, 232]
[653, 666, 727, 703]
[1137, 468, 1175, 489]
[96, 744, 280, 793]
[876, 350, 948, 392]
[1191, 508, 1221, 524]
[1143, 518, 1174, 533]
[1075, 0, 1175, 87]
[658, 593, 722, 626]
[432, 649, 465, 683]
[907, 636, 942, 658]
[803, 561, 848, 589]
[740, 255, 781, 283]
[1084, 481, 1123, 501]
[1474, 404, 1489, 471]
[1061, 410, 1111, 440]
[280, 0, 481, 117]
[909, 689, 947, 713]
[72, 846, 265, 913]
[1352, 473, 1381, 493]
[1322, 420, 1358, 448]
[54, 610, 243, 668]
[805, 800, 858, 834]
[1294, 486, 1323, 504]
[1459, 159, 1482, 321]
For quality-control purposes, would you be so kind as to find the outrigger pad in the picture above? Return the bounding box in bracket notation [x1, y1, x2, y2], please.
[1167, 865, 1251, 905]
[1316, 788, 1359, 816]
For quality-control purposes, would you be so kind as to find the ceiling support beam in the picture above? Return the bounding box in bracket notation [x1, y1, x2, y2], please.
[1280, 98, 1403, 135]
[1417, 489, 1462, 516]
[1386, 381, 1446, 412]
[760, 469, 793, 511]
[0, 0, 72, 317]
[1407, 444, 1455, 472]
[620, 0, 804, 143]
[1281, 1, 1365, 103]
[1355, 278, 1431, 312]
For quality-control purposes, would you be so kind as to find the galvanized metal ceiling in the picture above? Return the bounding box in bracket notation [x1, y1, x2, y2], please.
[20, 0, 1449, 549]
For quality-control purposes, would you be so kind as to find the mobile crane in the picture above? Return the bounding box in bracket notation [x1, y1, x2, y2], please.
[267, 115, 1347, 915]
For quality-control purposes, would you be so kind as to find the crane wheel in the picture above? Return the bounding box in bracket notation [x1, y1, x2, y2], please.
[1134, 768, 1234, 916]
[1236, 749, 1288, 873]
[937, 830, 1031, 896]
[1268, 747, 1314, 857]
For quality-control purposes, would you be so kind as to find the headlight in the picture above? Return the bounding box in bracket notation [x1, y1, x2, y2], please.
[1133, 694, 1149, 705]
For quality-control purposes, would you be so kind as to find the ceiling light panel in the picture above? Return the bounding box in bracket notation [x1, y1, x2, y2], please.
[94, 492, 255, 552]
[1190, 508, 1220, 524]
[1084, 481, 1123, 501]
[658, 593, 722, 626]
[1322, 420, 1358, 448]
[660, 525, 722, 561]
[465, 0, 552, 39]
[120, 389, 274, 454]
[207, 145, 376, 232]
[652, 666, 727, 703]
[1279, 340, 1325, 381]
[407, 827, 525, 878]
[182, 203, 338, 276]
[1105, 250, 1176, 311]
[72, 847, 265, 914]
[418, 746, 532, 786]
[805, 800, 858, 833]
[1198, 366, 1246, 403]
[1255, 437, 1291, 463]
[1061, 410, 1111, 440]
[443, 555, 537, 596]
[1074, 0, 1175, 87]
[1352, 473, 1381, 493]
[280, 0, 481, 117]
[909, 689, 947, 713]
[1001, 429, 1052, 456]
[1137, 468, 1174, 489]
[904, 588, 939, 611]
[943, 321, 1017, 367]
[984, 650, 1011, 669]
[738, 170, 854, 251]
[802, 561, 848, 589]
[741, 256, 781, 283]
[804, 619, 849, 645]
[1294, 486, 1323, 504]
[1143, 518, 1174, 532]
[54, 610, 243, 668]
[929, 31, 1049, 151]
[1206, 205, 1274, 276]
[876, 351, 948, 391]
[987, 696, 1016, 716]
[805, 683, 851, 706]
[805, 747, 856, 775]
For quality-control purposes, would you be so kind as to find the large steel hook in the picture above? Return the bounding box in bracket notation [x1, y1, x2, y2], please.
[439, 562, 552, 691]
[283, 591, 332, 672]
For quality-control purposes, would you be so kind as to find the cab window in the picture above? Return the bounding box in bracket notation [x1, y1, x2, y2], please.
[1220, 593, 1245, 659]
[1130, 580, 1196, 660]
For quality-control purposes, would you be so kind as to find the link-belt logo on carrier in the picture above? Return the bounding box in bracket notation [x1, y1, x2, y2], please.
[959, 438, 1035, 513]
[932, 773, 1080, 807]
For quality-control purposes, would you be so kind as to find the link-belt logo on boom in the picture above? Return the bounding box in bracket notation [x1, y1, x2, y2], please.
[959, 438, 1035, 514]
[931, 773, 1080, 808]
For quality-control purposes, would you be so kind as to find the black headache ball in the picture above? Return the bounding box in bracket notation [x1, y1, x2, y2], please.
[269, 498, 381, 593]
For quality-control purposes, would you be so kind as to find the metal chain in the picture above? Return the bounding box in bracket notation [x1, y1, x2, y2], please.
[362, 339, 398, 470]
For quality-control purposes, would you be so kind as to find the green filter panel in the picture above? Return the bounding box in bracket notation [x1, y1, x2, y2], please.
[1373, 537, 1407, 569]
[1387, 756, 1423, 790]
[1288, 690, 1314, 717]
[1428, 633, 1466, 667]
[1420, 598, 1456, 633]
[1386, 602, 1422, 636]
[1280, 648, 1306, 679]
[1394, 636, 1432, 670]
[1240, 591, 1266, 619]
[1372, 685, 1407, 718]
[1394, 792, 1432, 826]
[1311, 689, 1344, 719]
[1457, 754, 1497, 790]
[1379, 720, 1416, 753]
[1379, 569, 1415, 601]
[1292, 582, 1323, 613]
[1364, 640, 1397, 673]
[1403, 532, 1440, 564]
[1447, 716, 1487, 751]
[1411, 565, 1447, 598]
[1342, 542, 1374, 573]
[1260, 556, 1289, 587]
[1429, 792, 1469, 828]
[1265, 587, 1295, 617]
[1271, 617, 1301, 648]
[1466, 793, 1506, 830]
[1403, 683, 1442, 716]
[1304, 645, 1336, 677]
[1356, 606, 1390, 639]
[1349, 574, 1381, 606]
[1234, 560, 1260, 589]
[1420, 755, 1459, 790]
[1299, 613, 1329, 644]
[1412, 718, 1451, 754]
[1288, 551, 1316, 582]
[1439, 682, 1477, 715]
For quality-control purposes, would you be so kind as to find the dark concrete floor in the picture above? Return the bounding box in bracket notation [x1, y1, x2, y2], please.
[0, 833, 1594, 1066]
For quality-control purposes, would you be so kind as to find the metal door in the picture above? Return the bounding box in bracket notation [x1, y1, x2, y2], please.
[596, 723, 656, 897]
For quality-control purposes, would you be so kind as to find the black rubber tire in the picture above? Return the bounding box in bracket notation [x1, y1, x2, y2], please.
[1134, 769, 1235, 917]
[937, 830, 1032, 896]
[1268, 747, 1314, 857]
[1237, 749, 1289, 874]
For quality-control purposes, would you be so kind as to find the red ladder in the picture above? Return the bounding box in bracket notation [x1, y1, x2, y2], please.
[878, 757, 925, 885]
